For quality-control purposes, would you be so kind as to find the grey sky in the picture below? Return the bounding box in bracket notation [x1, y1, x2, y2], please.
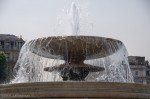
[0, 0, 150, 60]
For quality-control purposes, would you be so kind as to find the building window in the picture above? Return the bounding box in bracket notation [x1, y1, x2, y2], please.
[0, 41, 4, 48]
[135, 71, 138, 76]
[11, 41, 14, 50]
[15, 41, 17, 46]
[5, 42, 10, 49]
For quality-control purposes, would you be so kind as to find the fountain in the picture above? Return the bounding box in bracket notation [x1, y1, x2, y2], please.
[28, 36, 122, 81]
[0, 2, 150, 99]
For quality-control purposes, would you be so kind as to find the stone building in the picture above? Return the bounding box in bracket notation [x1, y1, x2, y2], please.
[0, 34, 25, 81]
[128, 56, 150, 84]
[146, 60, 150, 84]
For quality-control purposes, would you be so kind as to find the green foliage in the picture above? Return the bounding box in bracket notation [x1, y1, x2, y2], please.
[0, 51, 7, 81]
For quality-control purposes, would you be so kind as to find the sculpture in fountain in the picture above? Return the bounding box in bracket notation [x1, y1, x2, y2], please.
[28, 36, 123, 81]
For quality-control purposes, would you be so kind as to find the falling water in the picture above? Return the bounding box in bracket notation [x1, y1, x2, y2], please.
[11, 2, 134, 83]
[85, 45, 133, 82]
[11, 36, 134, 83]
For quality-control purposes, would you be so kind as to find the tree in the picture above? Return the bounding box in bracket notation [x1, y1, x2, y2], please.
[0, 51, 7, 82]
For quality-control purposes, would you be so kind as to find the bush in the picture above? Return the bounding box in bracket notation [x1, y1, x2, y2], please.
[0, 51, 7, 82]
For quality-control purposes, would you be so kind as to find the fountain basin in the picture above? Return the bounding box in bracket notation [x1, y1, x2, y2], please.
[0, 82, 150, 99]
[29, 36, 123, 60]
[27, 36, 123, 81]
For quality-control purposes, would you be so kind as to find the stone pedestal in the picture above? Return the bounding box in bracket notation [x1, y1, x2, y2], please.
[0, 82, 150, 99]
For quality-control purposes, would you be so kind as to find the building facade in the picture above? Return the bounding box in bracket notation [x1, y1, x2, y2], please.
[128, 56, 150, 84]
[146, 60, 150, 84]
[0, 34, 25, 81]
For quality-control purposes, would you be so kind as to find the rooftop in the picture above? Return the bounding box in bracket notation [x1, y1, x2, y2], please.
[0, 34, 24, 41]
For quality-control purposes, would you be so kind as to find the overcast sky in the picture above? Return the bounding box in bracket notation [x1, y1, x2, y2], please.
[0, 0, 150, 61]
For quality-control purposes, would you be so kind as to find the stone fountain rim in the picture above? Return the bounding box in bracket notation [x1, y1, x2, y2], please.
[0, 82, 150, 98]
[30, 35, 122, 42]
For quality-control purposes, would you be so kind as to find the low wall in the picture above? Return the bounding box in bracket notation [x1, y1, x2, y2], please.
[0, 82, 150, 99]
